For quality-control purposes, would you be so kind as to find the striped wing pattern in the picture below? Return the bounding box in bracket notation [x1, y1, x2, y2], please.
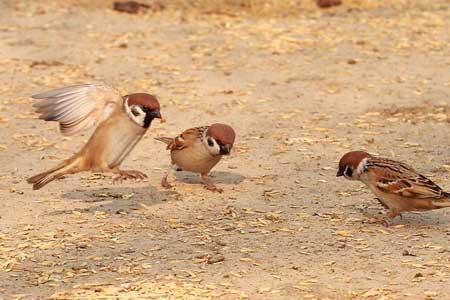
[32, 83, 122, 136]
[366, 157, 446, 199]
[166, 126, 208, 151]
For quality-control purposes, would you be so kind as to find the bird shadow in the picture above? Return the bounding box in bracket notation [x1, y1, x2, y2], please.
[174, 170, 245, 185]
[48, 184, 180, 216]
[393, 211, 450, 226]
[359, 206, 450, 227]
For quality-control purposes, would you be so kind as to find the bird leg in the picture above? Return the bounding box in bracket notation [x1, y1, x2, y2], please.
[362, 212, 391, 227]
[201, 173, 223, 193]
[112, 169, 147, 184]
[379, 210, 401, 227]
[161, 174, 172, 188]
[375, 197, 389, 209]
[363, 208, 400, 227]
[161, 165, 175, 188]
[387, 210, 400, 219]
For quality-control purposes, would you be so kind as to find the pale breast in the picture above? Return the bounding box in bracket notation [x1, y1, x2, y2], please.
[81, 110, 146, 169]
[360, 171, 422, 212]
[171, 140, 221, 174]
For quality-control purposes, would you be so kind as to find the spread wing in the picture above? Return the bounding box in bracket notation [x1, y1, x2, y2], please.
[367, 158, 445, 199]
[31, 83, 123, 136]
[156, 126, 208, 151]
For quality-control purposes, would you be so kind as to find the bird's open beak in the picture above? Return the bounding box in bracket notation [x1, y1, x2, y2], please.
[336, 169, 344, 177]
[220, 144, 232, 155]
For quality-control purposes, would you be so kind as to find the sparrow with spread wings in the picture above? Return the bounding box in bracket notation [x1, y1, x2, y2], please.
[337, 151, 450, 224]
[27, 83, 162, 190]
[155, 124, 235, 193]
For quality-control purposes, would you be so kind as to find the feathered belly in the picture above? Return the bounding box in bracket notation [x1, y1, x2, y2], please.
[105, 129, 144, 168]
[171, 145, 221, 174]
[82, 116, 146, 170]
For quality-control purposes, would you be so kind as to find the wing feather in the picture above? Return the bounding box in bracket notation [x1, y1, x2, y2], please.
[368, 158, 445, 199]
[172, 127, 206, 150]
[31, 83, 122, 136]
[157, 126, 208, 151]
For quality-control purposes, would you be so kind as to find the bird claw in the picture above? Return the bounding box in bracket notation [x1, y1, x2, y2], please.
[161, 176, 173, 189]
[381, 218, 392, 227]
[370, 217, 392, 227]
[113, 170, 147, 184]
[203, 184, 223, 193]
[363, 213, 392, 227]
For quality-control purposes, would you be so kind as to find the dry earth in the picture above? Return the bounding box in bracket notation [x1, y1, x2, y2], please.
[1, 1, 450, 299]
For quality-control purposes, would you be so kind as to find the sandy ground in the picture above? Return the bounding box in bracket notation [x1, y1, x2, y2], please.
[1, 1, 450, 299]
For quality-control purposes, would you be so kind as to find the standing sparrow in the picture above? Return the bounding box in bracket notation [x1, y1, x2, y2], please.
[27, 83, 162, 190]
[155, 123, 235, 193]
[337, 151, 450, 224]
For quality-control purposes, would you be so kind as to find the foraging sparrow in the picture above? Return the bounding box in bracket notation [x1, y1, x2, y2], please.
[27, 83, 161, 190]
[155, 123, 235, 193]
[337, 151, 450, 224]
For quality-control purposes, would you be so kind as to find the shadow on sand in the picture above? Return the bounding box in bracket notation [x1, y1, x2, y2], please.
[174, 170, 245, 185]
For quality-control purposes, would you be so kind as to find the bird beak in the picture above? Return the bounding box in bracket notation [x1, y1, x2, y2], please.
[336, 168, 344, 177]
[220, 144, 232, 155]
[151, 109, 162, 119]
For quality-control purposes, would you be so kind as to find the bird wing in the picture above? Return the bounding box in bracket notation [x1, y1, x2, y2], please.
[32, 83, 123, 136]
[166, 126, 208, 151]
[367, 157, 445, 199]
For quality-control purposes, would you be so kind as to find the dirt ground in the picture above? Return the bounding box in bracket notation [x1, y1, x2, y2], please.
[1, 0, 450, 299]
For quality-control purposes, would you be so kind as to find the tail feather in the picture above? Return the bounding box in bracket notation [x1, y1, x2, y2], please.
[154, 137, 173, 145]
[27, 162, 70, 190]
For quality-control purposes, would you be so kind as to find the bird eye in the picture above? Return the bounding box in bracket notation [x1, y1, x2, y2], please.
[207, 138, 214, 147]
[344, 166, 353, 177]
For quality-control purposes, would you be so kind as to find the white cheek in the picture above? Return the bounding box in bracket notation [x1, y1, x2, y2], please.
[355, 158, 368, 179]
[203, 138, 221, 156]
[210, 144, 221, 156]
[134, 110, 145, 126]
[125, 103, 145, 127]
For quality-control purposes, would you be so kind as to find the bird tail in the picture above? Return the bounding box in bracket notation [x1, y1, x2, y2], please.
[154, 137, 173, 145]
[432, 192, 450, 208]
[27, 160, 75, 190]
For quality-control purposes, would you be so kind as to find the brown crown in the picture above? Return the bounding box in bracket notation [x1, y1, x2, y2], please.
[338, 151, 371, 170]
[126, 93, 160, 110]
[207, 123, 236, 145]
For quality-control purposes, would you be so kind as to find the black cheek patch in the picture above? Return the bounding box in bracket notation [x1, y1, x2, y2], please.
[344, 167, 353, 177]
[131, 108, 140, 117]
[142, 108, 160, 128]
[143, 112, 154, 128]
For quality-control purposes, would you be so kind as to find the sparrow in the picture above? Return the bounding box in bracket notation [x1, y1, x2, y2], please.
[337, 151, 450, 224]
[155, 123, 236, 193]
[27, 83, 162, 190]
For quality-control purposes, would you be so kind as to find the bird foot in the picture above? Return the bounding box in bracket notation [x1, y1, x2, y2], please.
[113, 170, 147, 184]
[375, 197, 389, 209]
[161, 176, 173, 189]
[201, 174, 223, 193]
[203, 183, 223, 193]
[363, 213, 392, 227]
